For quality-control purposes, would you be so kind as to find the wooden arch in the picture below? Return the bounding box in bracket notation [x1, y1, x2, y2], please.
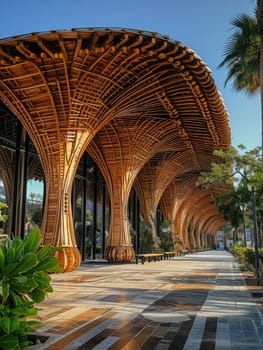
[0, 28, 231, 270]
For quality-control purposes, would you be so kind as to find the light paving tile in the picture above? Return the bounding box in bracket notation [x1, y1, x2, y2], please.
[183, 315, 206, 350]
[92, 336, 119, 350]
[65, 317, 121, 349]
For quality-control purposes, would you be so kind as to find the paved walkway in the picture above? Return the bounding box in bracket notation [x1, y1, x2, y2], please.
[27, 250, 263, 350]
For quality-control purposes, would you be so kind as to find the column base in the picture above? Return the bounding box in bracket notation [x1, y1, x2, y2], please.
[56, 246, 82, 272]
[104, 245, 135, 262]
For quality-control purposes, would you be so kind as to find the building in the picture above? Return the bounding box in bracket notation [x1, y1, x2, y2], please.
[0, 28, 231, 271]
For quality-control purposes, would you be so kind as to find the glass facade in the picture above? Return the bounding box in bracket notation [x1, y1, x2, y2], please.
[73, 153, 111, 261]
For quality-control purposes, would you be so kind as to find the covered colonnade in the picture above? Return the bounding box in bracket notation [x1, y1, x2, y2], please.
[0, 28, 231, 271]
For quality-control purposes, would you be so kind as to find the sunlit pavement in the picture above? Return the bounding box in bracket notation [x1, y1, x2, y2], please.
[27, 250, 263, 349]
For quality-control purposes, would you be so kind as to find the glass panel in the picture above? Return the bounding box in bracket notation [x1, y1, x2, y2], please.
[73, 178, 84, 256]
[85, 179, 94, 260]
[0, 178, 5, 201]
[96, 183, 103, 258]
[0, 177, 8, 234]
[73, 152, 110, 261]
[104, 187, 110, 244]
[25, 179, 44, 234]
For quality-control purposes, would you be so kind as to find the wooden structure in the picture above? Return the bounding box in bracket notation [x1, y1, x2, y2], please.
[0, 28, 231, 271]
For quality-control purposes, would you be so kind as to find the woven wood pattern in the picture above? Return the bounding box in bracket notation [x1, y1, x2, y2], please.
[0, 28, 231, 268]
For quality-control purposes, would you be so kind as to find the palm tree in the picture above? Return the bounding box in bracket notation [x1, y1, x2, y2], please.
[218, 10, 263, 145]
[218, 13, 260, 92]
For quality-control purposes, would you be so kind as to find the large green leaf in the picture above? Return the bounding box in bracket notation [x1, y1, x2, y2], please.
[0, 316, 20, 333]
[11, 238, 24, 257]
[30, 289, 46, 303]
[46, 285, 53, 293]
[23, 228, 41, 254]
[37, 244, 55, 260]
[25, 306, 39, 317]
[12, 304, 36, 317]
[0, 247, 5, 272]
[9, 292, 23, 307]
[2, 280, 10, 303]
[33, 271, 51, 288]
[4, 262, 18, 276]
[48, 265, 63, 273]
[31, 256, 59, 272]
[0, 334, 19, 350]
[5, 247, 15, 265]
[9, 276, 28, 284]
[9, 276, 37, 294]
[9, 253, 38, 276]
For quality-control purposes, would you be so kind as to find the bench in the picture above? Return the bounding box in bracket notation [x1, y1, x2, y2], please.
[164, 251, 177, 259]
[160, 250, 186, 257]
[181, 249, 192, 255]
[135, 253, 164, 264]
[183, 249, 197, 254]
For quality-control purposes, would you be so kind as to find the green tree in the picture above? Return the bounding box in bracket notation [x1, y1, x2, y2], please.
[218, 13, 260, 92]
[215, 189, 242, 234]
[218, 8, 263, 145]
[198, 145, 263, 246]
[198, 145, 263, 187]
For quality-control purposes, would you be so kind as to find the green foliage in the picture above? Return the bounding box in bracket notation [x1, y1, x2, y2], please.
[0, 202, 8, 224]
[198, 145, 263, 188]
[0, 228, 62, 349]
[218, 13, 260, 94]
[215, 188, 245, 228]
[198, 145, 263, 237]
[231, 245, 263, 282]
[231, 241, 243, 250]
[159, 220, 174, 252]
[139, 216, 153, 253]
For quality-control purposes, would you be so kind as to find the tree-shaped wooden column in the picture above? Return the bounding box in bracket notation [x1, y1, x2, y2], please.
[192, 193, 215, 248]
[0, 32, 135, 271]
[179, 191, 211, 249]
[135, 155, 180, 248]
[136, 149, 196, 247]
[88, 117, 177, 262]
[160, 177, 197, 249]
[159, 182, 183, 249]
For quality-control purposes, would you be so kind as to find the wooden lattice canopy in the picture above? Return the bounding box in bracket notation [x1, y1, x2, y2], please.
[0, 28, 231, 270]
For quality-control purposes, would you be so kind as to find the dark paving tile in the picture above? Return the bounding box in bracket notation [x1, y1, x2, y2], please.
[199, 317, 217, 350]
[121, 324, 157, 350]
[140, 336, 161, 349]
[77, 329, 114, 350]
[107, 327, 146, 350]
[167, 318, 194, 350]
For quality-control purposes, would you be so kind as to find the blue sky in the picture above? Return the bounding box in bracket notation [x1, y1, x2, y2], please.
[0, 0, 259, 149]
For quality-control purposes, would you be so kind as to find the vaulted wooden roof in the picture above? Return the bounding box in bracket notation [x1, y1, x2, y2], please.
[0, 28, 231, 265]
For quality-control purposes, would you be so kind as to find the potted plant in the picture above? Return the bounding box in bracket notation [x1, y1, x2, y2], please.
[0, 228, 62, 349]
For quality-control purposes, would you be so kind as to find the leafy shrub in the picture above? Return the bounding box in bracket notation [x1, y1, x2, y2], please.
[231, 245, 263, 283]
[159, 220, 173, 252]
[0, 228, 62, 349]
[139, 216, 153, 253]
